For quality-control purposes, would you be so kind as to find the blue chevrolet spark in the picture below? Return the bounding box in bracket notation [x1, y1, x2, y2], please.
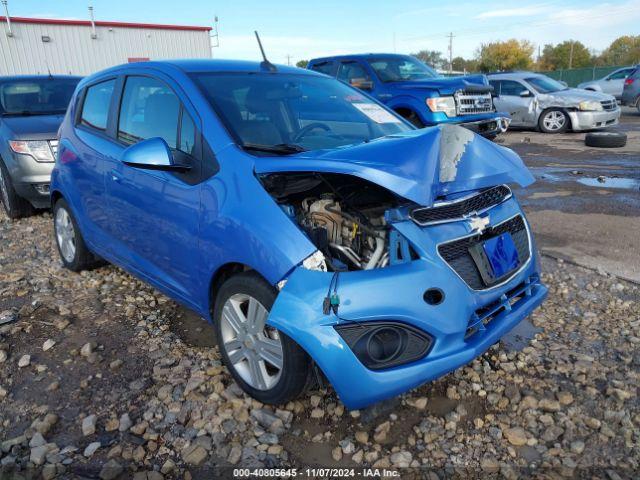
[51, 60, 547, 409]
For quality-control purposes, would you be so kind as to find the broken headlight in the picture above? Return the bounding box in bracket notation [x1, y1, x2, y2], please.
[426, 96, 456, 117]
[578, 101, 603, 112]
[335, 321, 432, 370]
[301, 250, 328, 272]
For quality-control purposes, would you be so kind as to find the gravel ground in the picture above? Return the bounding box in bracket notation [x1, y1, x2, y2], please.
[1, 210, 639, 479]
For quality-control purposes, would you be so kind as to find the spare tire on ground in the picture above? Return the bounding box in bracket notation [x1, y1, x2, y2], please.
[585, 132, 627, 148]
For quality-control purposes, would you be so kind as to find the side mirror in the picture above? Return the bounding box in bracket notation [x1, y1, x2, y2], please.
[350, 79, 374, 90]
[121, 137, 190, 172]
[519, 90, 531, 97]
[559, 80, 568, 87]
[605, 77, 611, 81]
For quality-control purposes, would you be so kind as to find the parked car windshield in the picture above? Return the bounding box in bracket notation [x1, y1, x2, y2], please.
[367, 56, 439, 83]
[525, 76, 568, 94]
[0, 78, 80, 116]
[190, 72, 411, 154]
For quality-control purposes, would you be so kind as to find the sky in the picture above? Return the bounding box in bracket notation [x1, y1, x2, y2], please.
[9, 0, 640, 65]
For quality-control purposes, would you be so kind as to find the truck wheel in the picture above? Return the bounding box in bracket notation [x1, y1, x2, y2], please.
[0, 159, 34, 220]
[404, 111, 425, 128]
[538, 108, 569, 133]
[53, 198, 102, 271]
[214, 271, 311, 405]
[584, 132, 627, 148]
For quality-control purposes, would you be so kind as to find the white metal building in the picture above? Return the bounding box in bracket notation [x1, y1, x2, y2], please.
[0, 16, 212, 76]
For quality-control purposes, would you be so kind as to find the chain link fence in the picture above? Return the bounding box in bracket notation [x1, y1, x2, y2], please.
[536, 66, 628, 87]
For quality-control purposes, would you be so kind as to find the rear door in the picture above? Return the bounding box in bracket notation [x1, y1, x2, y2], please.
[492, 80, 536, 126]
[71, 77, 120, 242]
[104, 72, 204, 305]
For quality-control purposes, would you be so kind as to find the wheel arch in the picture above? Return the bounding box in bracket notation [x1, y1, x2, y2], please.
[208, 262, 268, 319]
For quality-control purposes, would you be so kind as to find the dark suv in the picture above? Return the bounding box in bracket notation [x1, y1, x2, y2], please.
[621, 66, 640, 112]
[0, 75, 81, 218]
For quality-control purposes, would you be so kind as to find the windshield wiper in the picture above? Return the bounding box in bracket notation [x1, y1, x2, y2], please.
[241, 143, 307, 155]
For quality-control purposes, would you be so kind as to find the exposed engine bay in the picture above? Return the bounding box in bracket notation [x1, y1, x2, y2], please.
[260, 173, 413, 271]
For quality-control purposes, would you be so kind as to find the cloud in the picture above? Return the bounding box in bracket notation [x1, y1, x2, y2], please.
[547, 1, 640, 28]
[476, 6, 551, 19]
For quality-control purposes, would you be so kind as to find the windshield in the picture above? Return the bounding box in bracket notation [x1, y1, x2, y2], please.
[368, 56, 439, 83]
[525, 76, 567, 93]
[190, 72, 411, 154]
[0, 78, 80, 116]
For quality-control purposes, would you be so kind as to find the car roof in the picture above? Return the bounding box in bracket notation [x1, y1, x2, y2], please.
[309, 53, 413, 63]
[0, 75, 83, 81]
[77, 59, 324, 89]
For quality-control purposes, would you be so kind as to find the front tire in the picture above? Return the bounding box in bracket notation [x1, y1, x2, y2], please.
[538, 108, 569, 133]
[0, 159, 34, 220]
[214, 271, 311, 405]
[53, 199, 101, 271]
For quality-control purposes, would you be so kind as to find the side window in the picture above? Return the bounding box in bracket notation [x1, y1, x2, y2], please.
[118, 76, 180, 148]
[310, 61, 334, 76]
[489, 80, 500, 95]
[608, 69, 632, 80]
[500, 80, 527, 96]
[80, 79, 115, 131]
[179, 111, 196, 156]
[337, 61, 372, 87]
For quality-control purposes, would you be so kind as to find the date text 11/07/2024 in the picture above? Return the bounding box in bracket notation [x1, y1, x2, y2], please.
[233, 468, 401, 478]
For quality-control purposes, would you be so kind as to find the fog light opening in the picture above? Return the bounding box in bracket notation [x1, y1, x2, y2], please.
[366, 327, 403, 363]
[424, 288, 444, 305]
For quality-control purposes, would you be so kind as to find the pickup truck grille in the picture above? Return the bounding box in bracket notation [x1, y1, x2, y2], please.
[455, 91, 494, 115]
[600, 100, 617, 111]
[410, 185, 511, 226]
[49, 140, 59, 159]
[437, 215, 530, 290]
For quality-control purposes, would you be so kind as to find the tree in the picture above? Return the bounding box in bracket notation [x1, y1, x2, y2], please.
[599, 35, 640, 66]
[451, 56, 478, 73]
[476, 39, 534, 72]
[411, 50, 445, 69]
[296, 59, 309, 68]
[540, 40, 591, 70]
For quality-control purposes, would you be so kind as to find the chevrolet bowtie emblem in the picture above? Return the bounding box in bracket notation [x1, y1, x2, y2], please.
[468, 215, 490, 234]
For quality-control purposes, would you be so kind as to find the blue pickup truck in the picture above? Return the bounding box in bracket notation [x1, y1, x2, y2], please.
[308, 54, 510, 137]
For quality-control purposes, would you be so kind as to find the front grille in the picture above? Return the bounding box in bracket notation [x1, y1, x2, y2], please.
[438, 215, 530, 290]
[49, 140, 59, 159]
[600, 100, 617, 111]
[410, 185, 511, 226]
[455, 91, 494, 115]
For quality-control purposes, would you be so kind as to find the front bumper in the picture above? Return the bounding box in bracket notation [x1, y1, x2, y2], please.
[458, 116, 511, 136]
[4, 152, 53, 207]
[568, 108, 621, 131]
[268, 199, 547, 409]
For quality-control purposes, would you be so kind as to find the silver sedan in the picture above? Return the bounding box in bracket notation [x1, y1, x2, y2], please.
[488, 72, 620, 133]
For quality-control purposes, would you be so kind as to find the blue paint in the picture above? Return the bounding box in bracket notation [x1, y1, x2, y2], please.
[51, 59, 546, 409]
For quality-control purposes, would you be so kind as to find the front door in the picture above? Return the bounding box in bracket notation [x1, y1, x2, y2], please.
[104, 74, 203, 305]
[493, 80, 536, 126]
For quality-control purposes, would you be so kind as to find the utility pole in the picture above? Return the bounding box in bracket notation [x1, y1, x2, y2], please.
[568, 41, 574, 69]
[447, 32, 454, 74]
[286, 54, 292, 66]
[211, 15, 220, 50]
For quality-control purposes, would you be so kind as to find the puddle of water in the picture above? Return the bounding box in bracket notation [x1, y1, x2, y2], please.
[501, 319, 542, 352]
[576, 176, 640, 190]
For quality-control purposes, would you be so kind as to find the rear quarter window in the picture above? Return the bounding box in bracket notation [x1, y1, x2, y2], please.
[79, 79, 116, 131]
[309, 61, 335, 76]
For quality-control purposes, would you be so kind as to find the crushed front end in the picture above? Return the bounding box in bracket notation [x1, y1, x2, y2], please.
[257, 126, 547, 409]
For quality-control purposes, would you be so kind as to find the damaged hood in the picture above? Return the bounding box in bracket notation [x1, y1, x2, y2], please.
[254, 125, 534, 207]
[389, 74, 490, 95]
[539, 88, 616, 104]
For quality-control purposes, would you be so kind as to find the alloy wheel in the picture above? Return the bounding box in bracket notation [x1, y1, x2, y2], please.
[542, 110, 566, 131]
[55, 207, 76, 263]
[220, 293, 284, 390]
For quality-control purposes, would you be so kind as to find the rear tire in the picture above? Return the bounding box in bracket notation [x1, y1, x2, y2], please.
[538, 108, 569, 133]
[214, 271, 311, 405]
[584, 132, 627, 148]
[53, 198, 101, 271]
[0, 159, 35, 220]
